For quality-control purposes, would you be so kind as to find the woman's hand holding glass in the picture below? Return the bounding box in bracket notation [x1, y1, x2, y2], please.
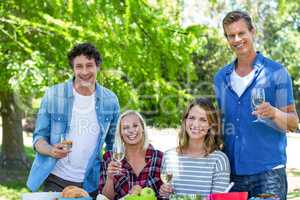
[159, 183, 173, 199]
[107, 159, 123, 180]
[159, 164, 174, 199]
[111, 140, 125, 176]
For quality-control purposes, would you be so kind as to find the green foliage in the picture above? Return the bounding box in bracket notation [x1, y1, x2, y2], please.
[1, 0, 230, 127]
[1, 0, 299, 126]
[99, 69, 140, 111]
[258, 1, 300, 113]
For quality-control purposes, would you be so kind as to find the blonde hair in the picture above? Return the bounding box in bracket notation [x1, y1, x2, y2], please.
[178, 98, 223, 156]
[115, 110, 149, 150]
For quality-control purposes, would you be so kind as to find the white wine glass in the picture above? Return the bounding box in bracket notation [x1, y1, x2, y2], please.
[161, 168, 173, 184]
[251, 88, 265, 122]
[60, 134, 72, 163]
[112, 140, 125, 175]
[160, 160, 173, 199]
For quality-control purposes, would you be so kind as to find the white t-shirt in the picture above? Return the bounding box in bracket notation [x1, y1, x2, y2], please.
[51, 89, 100, 182]
[230, 69, 255, 97]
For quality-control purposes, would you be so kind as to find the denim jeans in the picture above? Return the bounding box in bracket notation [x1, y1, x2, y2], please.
[230, 167, 287, 200]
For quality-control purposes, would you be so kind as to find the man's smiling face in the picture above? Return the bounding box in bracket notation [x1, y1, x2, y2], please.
[224, 19, 256, 57]
[72, 54, 99, 94]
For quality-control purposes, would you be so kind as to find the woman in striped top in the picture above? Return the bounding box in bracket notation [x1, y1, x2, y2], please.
[159, 98, 230, 198]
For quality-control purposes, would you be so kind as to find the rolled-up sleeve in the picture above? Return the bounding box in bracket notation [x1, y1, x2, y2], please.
[273, 67, 294, 108]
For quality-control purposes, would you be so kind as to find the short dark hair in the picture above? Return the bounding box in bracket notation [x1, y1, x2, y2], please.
[67, 42, 102, 68]
[222, 10, 254, 37]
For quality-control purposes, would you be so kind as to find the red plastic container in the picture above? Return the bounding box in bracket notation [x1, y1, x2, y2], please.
[207, 192, 248, 200]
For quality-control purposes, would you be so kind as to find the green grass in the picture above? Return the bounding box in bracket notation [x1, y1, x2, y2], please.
[0, 146, 34, 200]
[291, 170, 300, 177]
[0, 175, 30, 200]
[287, 189, 300, 199]
[287, 169, 300, 199]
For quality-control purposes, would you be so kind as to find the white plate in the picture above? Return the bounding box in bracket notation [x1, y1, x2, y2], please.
[96, 194, 110, 200]
[22, 192, 61, 200]
[96, 194, 126, 200]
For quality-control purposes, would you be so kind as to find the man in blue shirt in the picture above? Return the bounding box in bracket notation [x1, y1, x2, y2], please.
[214, 11, 299, 199]
[26, 43, 120, 197]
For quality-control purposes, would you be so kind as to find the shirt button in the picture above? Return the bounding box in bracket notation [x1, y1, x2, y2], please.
[236, 118, 240, 121]
[106, 118, 109, 121]
[236, 136, 239, 139]
[238, 101, 241, 104]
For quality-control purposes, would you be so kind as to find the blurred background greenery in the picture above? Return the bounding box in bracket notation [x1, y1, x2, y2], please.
[0, 0, 300, 199]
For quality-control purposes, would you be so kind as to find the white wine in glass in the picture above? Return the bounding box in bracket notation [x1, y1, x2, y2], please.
[160, 164, 173, 199]
[112, 140, 125, 175]
[60, 134, 72, 163]
[113, 151, 125, 162]
[160, 170, 173, 184]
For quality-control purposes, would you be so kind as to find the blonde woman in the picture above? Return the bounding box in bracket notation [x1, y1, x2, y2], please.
[160, 98, 230, 198]
[98, 110, 163, 200]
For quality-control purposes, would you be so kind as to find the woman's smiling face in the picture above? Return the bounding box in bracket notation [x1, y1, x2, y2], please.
[120, 114, 144, 146]
[185, 105, 210, 141]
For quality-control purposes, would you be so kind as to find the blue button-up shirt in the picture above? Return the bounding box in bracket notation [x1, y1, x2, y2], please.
[214, 52, 294, 175]
[26, 79, 120, 192]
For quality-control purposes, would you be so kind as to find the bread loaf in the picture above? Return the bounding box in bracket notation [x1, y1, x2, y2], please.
[61, 185, 89, 198]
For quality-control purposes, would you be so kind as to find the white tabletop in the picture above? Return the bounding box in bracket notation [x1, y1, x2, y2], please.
[96, 194, 126, 200]
[22, 192, 61, 200]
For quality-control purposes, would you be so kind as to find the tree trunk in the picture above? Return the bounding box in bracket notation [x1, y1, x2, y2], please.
[0, 89, 29, 170]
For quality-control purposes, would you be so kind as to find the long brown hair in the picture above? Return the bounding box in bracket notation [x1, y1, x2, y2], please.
[178, 98, 223, 156]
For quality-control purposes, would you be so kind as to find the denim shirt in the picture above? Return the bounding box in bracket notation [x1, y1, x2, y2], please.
[26, 79, 120, 192]
[214, 52, 294, 175]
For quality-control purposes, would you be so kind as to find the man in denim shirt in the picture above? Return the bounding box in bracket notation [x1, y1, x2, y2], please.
[214, 11, 299, 199]
[27, 43, 120, 197]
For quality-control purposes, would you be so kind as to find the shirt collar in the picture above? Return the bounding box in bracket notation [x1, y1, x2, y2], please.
[66, 78, 102, 100]
[225, 51, 264, 75]
[121, 144, 155, 169]
[252, 52, 264, 70]
[145, 144, 155, 162]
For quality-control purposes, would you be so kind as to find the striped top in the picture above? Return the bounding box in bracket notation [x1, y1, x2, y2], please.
[163, 148, 230, 197]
